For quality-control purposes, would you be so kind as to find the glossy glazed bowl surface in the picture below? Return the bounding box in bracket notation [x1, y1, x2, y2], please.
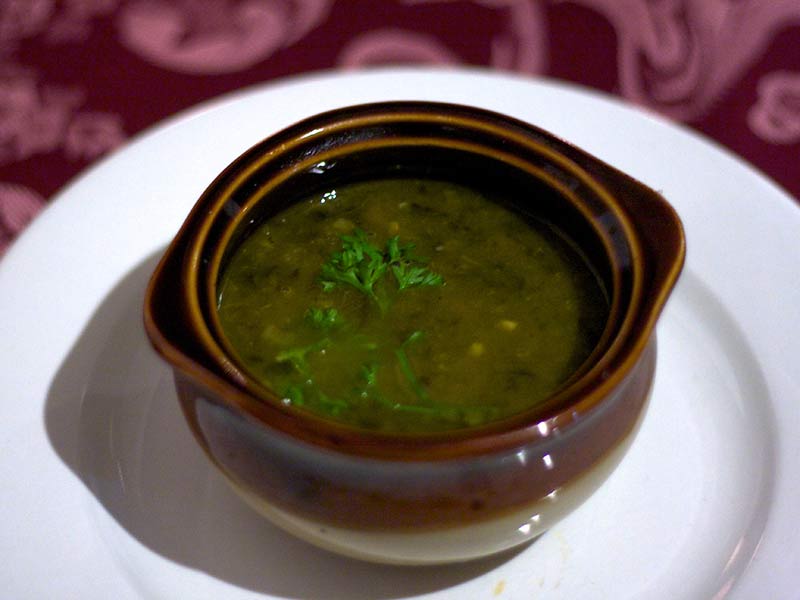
[144, 102, 684, 564]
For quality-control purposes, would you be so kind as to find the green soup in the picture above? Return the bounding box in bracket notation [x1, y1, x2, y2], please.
[217, 178, 609, 433]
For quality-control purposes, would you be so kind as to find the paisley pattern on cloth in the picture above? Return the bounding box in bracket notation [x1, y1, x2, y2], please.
[0, 183, 45, 254]
[1, 0, 798, 255]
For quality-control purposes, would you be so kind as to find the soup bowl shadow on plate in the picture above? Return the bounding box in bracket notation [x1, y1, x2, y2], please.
[144, 101, 684, 565]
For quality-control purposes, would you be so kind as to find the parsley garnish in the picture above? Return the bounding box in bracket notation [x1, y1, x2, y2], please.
[386, 237, 444, 290]
[273, 228, 472, 427]
[318, 229, 443, 311]
[319, 229, 388, 304]
[394, 330, 431, 404]
[359, 362, 379, 388]
[275, 338, 330, 377]
[306, 307, 342, 330]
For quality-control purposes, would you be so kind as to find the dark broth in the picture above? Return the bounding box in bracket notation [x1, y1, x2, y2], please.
[217, 178, 609, 432]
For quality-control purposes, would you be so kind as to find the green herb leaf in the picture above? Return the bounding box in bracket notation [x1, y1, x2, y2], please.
[391, 264, 444, 290]
[282, 381, 348, 417]
[314, 389, 349, 416]
[318, 229, 444, 307]
[282, 384, 305, 406]
[319, 229, 387, 303]
[385, 236, 444, 291]
[395, 330, 432, 404]
[306, 307, 342, 330]
[401, 329, 425, 348]
[360, 362, 379, 388]
[275, 338, 330, 376]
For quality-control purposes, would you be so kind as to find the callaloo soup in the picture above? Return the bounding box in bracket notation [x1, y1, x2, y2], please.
[217, 178, 609, 433]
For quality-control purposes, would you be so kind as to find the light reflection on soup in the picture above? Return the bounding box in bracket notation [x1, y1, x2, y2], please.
[217, 178, 609, 432]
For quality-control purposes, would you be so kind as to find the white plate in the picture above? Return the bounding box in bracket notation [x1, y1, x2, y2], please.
[1, 68, 798, 599]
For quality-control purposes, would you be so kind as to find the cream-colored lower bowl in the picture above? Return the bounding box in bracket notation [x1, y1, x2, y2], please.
[227, 399, 647, 565]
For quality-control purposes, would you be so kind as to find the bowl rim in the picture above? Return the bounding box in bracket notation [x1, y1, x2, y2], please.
[144, 100, 685, 459]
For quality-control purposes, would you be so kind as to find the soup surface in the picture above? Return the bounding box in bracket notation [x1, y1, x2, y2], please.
[217, 178, 609, 432]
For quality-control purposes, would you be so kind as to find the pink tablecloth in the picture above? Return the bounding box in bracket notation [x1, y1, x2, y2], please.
[2, 1, 799, 256]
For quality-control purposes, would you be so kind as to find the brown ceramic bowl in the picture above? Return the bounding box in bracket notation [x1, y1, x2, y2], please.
[144, 102, 684, 564]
